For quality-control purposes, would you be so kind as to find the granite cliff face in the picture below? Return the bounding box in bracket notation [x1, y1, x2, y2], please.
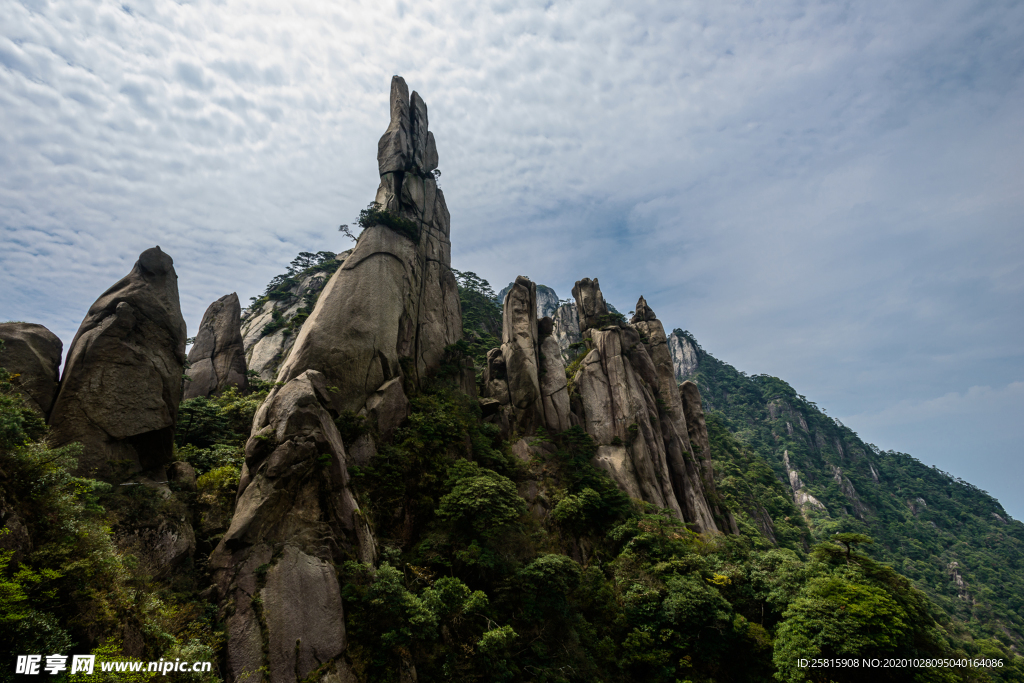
[49, 247, 187, 480]
[668, 329, 700, 383]
[184, 293, 248, 399]
[210, 76, 460, 683]
[497, 282, 560, 318]
[481, 276, 725, 532]
[566, 282, 721, 531]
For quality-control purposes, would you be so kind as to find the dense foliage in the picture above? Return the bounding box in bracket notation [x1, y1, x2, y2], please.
[676, 329, 1024, 654]
[0, 353, 224, 682]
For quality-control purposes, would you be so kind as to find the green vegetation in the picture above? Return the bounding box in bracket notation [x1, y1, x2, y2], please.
[247, 250, 339, 314]
[0, 357, 223, 682]
[676, 329, 1024, 655]
[357, 201, 420, 242]
[452, 269, 502, 375]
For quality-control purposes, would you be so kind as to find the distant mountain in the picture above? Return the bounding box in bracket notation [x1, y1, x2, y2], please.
[669, 327, 1024, 648]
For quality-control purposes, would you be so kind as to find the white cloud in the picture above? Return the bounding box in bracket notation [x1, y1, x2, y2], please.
[0, 0, 1022, 507]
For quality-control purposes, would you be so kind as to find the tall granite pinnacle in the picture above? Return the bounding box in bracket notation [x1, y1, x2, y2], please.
[210, 76, 460, 683]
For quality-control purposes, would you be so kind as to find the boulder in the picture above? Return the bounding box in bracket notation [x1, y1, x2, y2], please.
[184, 293, 248, 399]
[0, 322, 62, 418]
[48, 246, 187, 479]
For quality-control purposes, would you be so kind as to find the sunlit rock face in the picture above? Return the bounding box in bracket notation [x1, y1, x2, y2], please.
[565, 282, 722, 533]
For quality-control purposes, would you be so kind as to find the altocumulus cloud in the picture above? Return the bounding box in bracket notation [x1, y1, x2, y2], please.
[0, 0, 1022, 513]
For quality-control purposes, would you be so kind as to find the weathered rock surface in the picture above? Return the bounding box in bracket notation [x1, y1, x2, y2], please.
[668, 329, 700, 382]
[184, 293, 248, 399]
[210, 370, 373, 683]
[213, 76, 460, 683]
[782, 450, 827, 516]
[551, 302, 582, 363]
[481, 277, 571, 436]
[241, 254, 348, 382]
[565, 281, 721, 532]
[0, 322, 62, 418]
[272, 77, 460, 418]
[49, 247, 187, 479]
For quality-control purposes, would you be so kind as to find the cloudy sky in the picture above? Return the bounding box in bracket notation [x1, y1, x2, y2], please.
[2, 0, 1022, 516]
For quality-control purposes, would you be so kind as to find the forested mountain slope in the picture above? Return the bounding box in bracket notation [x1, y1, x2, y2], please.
[669, 329, 1024, 648]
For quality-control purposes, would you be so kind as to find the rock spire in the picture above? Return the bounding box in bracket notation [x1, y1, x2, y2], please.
[210, 76, 460, 683]
[480, 276, 572, 435]
[183, 293, 248, 399]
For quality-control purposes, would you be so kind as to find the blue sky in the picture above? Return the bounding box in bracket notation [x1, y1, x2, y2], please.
[1, 0, 1022, 517]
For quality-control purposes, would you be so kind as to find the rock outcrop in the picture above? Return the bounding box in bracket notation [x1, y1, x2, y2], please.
[668, 329, 700, 382]
[0, 323, 63, 418]
[565, 282, 721, 532]
[210, 370, 371, 683]
[551, 302, 582, 363]
[480, 277, 571, 436]
[782, 450, 827, 516]
[184, 293, 248, 399]
[48, 247, 187, 479]
[241, 253, 349, 382]
[211, 76, 460, 683]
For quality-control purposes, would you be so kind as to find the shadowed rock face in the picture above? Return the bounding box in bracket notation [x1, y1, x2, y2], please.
[563, 282, 721, 532]
[184, 293, 248, 399]
[0, 323, 62, 418]
[48, 246, 186, 479]
[212, 76, 459, 683]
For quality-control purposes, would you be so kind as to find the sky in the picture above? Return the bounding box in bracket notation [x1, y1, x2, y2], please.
[1, 0, 1022, 517]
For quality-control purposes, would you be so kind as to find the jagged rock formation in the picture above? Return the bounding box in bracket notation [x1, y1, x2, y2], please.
[551, 302, 581, 363]
[0, 323, 62, 418]
[184, 293, 248, 399]
[481, 277, 572, 435]
[497, 282, 560, 318]
[49, 247, 187, 480]
[211, 76, 460, 683]
[564, 281, 721, 532]
[668, 329, 700, 382]
[240, 253, 349, 381]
